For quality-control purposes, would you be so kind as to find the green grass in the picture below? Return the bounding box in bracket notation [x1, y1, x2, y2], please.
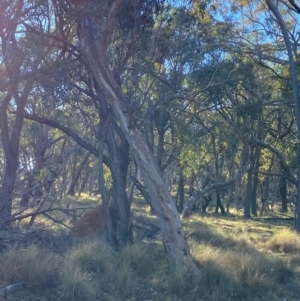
[1, 197, 300, 301]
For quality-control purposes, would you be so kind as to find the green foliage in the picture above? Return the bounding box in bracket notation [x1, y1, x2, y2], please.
[236, 102, 262, 121]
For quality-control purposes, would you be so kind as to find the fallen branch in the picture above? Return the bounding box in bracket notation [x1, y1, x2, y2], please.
[182, 162, 250, 218]
[0, 206, 93, 229]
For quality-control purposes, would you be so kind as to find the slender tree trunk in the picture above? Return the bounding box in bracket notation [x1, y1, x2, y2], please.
[177, 169, 184, 213]
[260, 154, 274, 216]
[215, 190, 225, 215]
[0, 94, 28, 220]
[189, 171, 195, 197]
[244, 145, 254, 218]
[251, 147, 261, 217]
[226, 158, 235, 214]
[202, 195, 212, 213]
[78, 167, 91, 196]
[67, 153, 90, 196]
[279, 162, 288, 213]
[67, 153, 78, 196]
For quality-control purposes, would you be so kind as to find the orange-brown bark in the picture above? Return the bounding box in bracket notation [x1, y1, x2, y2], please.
[70, 204, 106, 237]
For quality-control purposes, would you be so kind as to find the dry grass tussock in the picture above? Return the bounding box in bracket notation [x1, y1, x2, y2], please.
[0, 209, 300, 300]
[264, 228, 300, 253]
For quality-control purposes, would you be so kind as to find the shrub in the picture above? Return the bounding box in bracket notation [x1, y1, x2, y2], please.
[116, 262, 133, 297]
[0, 245, 59, 291]
[58, 259, 96, 300]
[164, 263, 191, 298]
[265, 229, 300, 253]
[66, 239, 115, 274]
[119, 243, 155, 276]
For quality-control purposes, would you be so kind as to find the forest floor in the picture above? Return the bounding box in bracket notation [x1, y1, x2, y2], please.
[0, 195, 299, 301]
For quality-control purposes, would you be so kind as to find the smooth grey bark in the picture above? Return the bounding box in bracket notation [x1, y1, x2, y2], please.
[266, 0, 300, 230]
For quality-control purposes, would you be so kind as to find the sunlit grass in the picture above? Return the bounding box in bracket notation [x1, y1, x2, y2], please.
[1, 195, 300, 301]
[265, 228, 300, 253]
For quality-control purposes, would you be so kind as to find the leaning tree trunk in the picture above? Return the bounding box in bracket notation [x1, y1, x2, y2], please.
[78, 2, 200, 276]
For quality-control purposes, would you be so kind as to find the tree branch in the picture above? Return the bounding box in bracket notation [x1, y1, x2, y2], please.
[182, 162, 250, 218]
[251, 133, 297, 186]
[20, 112, 112, 168]
[100, 0, 124, 54]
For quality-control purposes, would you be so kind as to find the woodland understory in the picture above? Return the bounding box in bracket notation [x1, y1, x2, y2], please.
[1, 0, 300, 291]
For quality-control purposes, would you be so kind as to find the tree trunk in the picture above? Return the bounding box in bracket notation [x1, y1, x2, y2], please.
[177, 169, 184, 213]
[188, 171, 195, 197]
[0, 94, 28, 220]
[260, 155, 274, 216]
[78, 167, 91, 196]
[215, 190, 225, 215]
[67, 153, 90, 196]
[79, 5, 200, 276]
[95, 85, 132, 246]
[251, 147, 261, 217]
[97, 118, 119, 247]
[244, 146, 254, 218]
[266, 0, 300, 230]
[226, 158, 235, 214]
[107, 125, 132, 246]
[279, 163, 288, 213]
[67, 152, 78, 196]
[202, 195, 212, 213]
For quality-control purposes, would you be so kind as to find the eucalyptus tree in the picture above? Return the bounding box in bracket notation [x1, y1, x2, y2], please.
[18, 120, 67, 208]
[12, 0, 203, 273]
[222, 0, 300, 222]
[0, 0, 66, 220]
[265, 0, 300, 228]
